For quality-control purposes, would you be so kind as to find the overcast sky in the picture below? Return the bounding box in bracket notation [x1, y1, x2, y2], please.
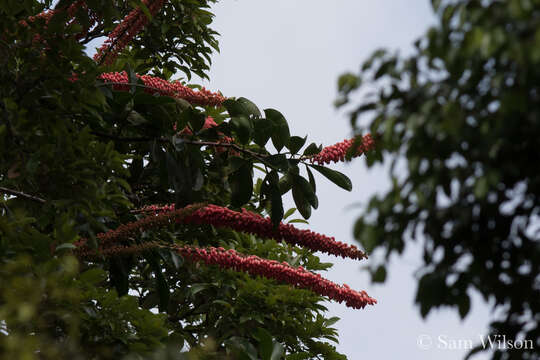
[192, 1, 494, 359]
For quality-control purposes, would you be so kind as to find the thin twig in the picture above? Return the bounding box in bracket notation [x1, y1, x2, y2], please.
[90, 132, 270, 161]
[182, 140, 269, 161]
[0, 187, 46, 204]
[79, 24, 106, 45]
[91, 131, 157, 142]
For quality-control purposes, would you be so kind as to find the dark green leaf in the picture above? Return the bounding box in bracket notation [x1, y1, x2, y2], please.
[310, 164, 352, 191]
[264, 108, 290, 152]
[294, 175, 318, 209]
[287, 135, 307, 154]
[231, 116, 253, 144]
[145, 253, 170, 312]
[303, 142, 321, 156]
[253, 117, 273, 146]
[292, 182, 311, 219]
[372, 265, 387, 283]
[306, 165, 316, 193]
[230, 160, 253, 206]
[224, 97, 261, 117]
[254, 328, 273, 360]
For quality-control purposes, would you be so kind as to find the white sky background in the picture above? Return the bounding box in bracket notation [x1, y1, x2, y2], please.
[191, 1, 494, 359]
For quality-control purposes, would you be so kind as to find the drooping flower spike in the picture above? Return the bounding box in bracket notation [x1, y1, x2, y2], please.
[309, 134, 375, 165]
[98, 72, 226, 106]
[176, 246, 376, 309]
[94, 0, 167, 65]
[136, 204, 367, 260]
[76, 242, 376, 310]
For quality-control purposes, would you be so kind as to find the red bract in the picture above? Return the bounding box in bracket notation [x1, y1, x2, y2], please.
[98, 71, 226, 106]
[310, 134, 375, 165]
[175, 246, 376, 309]
[94, 0, 166, 65]
[139, 204, 367, 260]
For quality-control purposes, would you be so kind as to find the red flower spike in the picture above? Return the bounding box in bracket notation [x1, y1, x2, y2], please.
[93, 0, 166, 65]
[309, 134, 375, 165]
[98, 72, 226, 107]
[75, 242, 376, 309]
[137, 204, 367, 260]
[173, 245, 377, 309]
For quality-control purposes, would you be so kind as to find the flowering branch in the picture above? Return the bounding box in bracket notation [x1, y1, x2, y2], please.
[97, 72, 226, 107]
[0, 186, 46, 204]
[308, 134, 375, 165]
[94, 0, 167, 65]
[174, 246, 376, 309]
[137, 204, 367, 260]
[76, 242, 376, 309]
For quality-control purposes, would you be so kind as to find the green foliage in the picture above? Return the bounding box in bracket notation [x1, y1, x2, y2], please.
[0, 1, 365, 359]
[340, 0, 540, 358]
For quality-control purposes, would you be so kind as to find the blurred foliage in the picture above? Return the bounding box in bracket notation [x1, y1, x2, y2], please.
[338, 0, 540, 359]
[0, 0, 361, 359]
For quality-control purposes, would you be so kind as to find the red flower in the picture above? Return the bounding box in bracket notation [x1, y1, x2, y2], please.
[203, 116, 218, 129]
[76, 241, 376, 309]
[94, 0, 167, 65]
[138, 204, 367, 260]
[174, 245, 376, 309]
[98, 72, 226, 106]
[310, 134, 375, 165]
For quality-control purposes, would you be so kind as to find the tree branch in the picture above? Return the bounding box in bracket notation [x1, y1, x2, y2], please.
[0, 187, 46, 204]
[90, 132, 270, 161]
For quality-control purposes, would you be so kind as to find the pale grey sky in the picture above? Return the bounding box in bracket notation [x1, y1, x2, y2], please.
[193, 1, 493, 359]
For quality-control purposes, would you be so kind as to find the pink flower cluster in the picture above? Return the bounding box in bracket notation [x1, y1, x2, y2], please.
[310, 134, 375, 165]
[94, 0, 166, 65]
[175, 245, 377, 309]
[140, 204, 367, 260]
[98, 71, 226, 106]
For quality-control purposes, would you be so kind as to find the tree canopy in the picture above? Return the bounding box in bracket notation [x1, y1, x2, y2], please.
[338, 0, 540, 359]
[0, 1, 376, 359]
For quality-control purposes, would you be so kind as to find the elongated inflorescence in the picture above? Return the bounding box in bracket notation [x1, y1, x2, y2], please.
[175, 246, 376, 309]
[310, 134, 375, 165]
[94, 0, 166, 65]
[138, 204, 367, 260]
[76, 242, 376, 309]
[98, 71, 226, 106]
